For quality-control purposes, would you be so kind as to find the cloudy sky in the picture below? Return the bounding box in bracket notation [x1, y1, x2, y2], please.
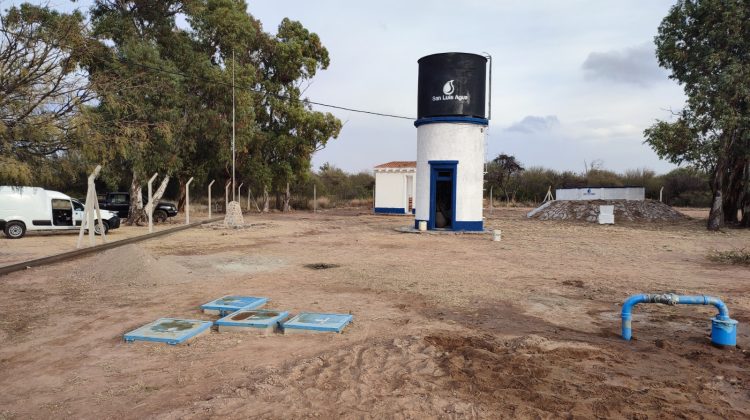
[8, 0, 687, 174]
[248, 0, 686, 174]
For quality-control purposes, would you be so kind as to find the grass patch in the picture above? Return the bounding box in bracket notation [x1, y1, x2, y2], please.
[707, 248, 750, 265]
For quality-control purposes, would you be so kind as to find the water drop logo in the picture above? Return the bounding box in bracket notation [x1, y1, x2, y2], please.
[442, 80, 455, 95]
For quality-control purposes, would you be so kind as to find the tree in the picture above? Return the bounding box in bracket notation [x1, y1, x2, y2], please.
[84, 0, 341, 219]
[0, 4, 96, 186]
[83, 0, 197, 223]
[660, 167, 712, 206]
[247, 17, 342, 210]
[486, 154, 524, 204]
[645, 0, 750, 230]
[513, 166, 557, 203]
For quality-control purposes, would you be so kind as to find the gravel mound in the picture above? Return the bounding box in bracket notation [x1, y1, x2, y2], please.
[528, 199, 687, 223]
[66, 244, 193, 286]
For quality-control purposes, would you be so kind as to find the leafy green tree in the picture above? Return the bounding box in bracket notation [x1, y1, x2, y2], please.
[513, 166, 556, 203]
[585, 169, 623, 188]
[246, 17, 342, 210]
[83, 1, 199, 222]
[659, 167, 712, 206]
[316, 163, 349, 198]
[0, 4, 96, 186]
[645, 0, 750, 229]
[83, 0, 340, 219]
[486, 154, 524, 203]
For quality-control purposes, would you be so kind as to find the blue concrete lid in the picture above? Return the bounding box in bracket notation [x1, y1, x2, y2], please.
[215, 309, 289, 328]
[123, 318, 213, 345]
[282, 312, 353, 332]
[201, 296, 268, 312]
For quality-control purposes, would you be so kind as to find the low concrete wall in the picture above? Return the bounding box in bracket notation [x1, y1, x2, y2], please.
[556, 187, 645, 201]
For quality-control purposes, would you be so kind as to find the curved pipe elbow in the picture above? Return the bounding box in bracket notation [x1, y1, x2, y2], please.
[704, 296, 730, 320]
[670, 295, 731, 319]
[621, 294, 649, 318]
[621, 294, 649, 341]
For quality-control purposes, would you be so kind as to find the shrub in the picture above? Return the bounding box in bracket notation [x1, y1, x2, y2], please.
[708, 248, 750, 265]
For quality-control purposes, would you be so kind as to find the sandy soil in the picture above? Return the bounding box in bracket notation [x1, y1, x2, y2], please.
[0, 217, 189, 266]
[1, 207, 749, 419]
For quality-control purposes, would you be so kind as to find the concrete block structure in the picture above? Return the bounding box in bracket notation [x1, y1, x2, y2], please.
[374, 161, 416, 214]
[556, 187, 645, 201]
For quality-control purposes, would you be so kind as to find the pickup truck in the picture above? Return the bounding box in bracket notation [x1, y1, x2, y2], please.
[98, 192, 178, 222]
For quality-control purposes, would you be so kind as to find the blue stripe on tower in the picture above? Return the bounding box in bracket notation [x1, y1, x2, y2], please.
[374, 207, 408, 214]
[452, 221, 484, 231]
[414, 116, 489, 127]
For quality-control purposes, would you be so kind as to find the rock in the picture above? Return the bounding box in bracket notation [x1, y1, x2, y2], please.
[224, 201, 245, 227]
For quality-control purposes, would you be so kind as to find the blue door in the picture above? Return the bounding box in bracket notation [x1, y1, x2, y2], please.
[428, 161, 457, 229]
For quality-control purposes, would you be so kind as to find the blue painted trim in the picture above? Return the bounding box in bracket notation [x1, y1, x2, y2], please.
[282, 313, 354, 332]
[215, 310, 289, 328]
[428, 161, 458, 230]
[414, 116, 489, 127]
[374, 207, 408, 214]
[123, 318, 213, 345]
[411, 208, 415, 215]
[452, 221, 484, 231]
[201, 296, 268, 313]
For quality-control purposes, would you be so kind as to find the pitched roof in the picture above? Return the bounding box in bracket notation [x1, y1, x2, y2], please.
[374, 161, 417, 169]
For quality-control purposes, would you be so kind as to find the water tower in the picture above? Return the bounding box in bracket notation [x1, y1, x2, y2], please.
[414, 52, 489, 231]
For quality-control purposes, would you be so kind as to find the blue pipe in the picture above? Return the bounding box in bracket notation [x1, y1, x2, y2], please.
[621, 293, 738, 346]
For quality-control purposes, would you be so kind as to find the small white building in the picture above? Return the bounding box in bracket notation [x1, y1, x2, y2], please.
[556, 187, 645, 201]
[374, 161, 416, 214]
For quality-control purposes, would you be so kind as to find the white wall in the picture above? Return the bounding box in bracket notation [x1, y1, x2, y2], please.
[415, 122, 486, 223]
[556, 187, 645, 201]
[375, 171, 415, 212]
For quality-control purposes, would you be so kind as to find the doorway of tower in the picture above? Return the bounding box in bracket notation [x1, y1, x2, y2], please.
[428, 161, 457, 229]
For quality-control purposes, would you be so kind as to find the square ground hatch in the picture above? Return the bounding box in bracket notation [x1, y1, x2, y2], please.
[215, 309, 289, 334]
[282, 312, 353, 334]
[123, 318, 213, 345]
[201, 295, 268, 315]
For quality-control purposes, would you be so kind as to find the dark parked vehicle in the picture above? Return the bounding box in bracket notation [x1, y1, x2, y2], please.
[98, 192, 178, 222]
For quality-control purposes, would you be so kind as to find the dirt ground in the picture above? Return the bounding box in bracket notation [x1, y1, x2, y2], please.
[1, 207, 749, 419]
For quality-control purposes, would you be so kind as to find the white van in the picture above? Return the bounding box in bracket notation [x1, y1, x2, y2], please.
[0, 186, 121, 239]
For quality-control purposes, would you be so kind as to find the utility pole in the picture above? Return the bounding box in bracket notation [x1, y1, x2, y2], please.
[232, 50, 236, 202]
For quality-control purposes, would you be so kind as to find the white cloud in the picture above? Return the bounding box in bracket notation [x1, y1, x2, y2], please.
[506, 115, 561, 133]
[582, 43, 668, 87]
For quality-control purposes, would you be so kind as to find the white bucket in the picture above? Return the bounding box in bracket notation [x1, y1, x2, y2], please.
[418, 221, 427, 231]
[492, 229, 502, 241]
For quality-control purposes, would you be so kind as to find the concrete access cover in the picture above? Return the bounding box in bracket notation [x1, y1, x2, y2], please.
[201, 295, 268, 315]
[215, 309, 289, 334]
[282, 312, 353, 333]
[123, 318, 213, 345]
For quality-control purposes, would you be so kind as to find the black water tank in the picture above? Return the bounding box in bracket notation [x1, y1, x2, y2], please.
[417, 52, 487, 119]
